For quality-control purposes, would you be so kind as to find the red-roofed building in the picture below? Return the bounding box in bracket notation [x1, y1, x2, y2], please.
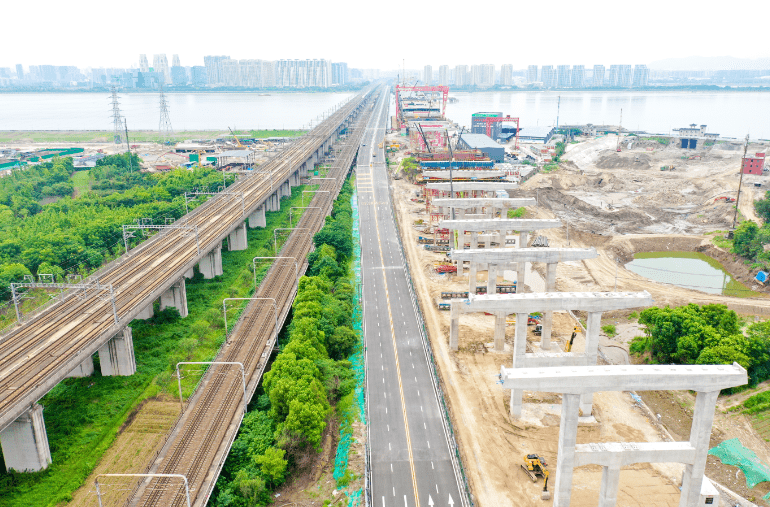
[742, 153, 766, 175]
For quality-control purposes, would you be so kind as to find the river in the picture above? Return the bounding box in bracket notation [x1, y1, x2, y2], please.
[0, 90, 768, 139]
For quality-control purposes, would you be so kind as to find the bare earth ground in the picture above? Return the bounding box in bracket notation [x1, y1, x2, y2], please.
[389, 133, 770, 507]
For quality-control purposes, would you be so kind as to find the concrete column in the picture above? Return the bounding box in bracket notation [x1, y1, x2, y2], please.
[470, 231, 479, 249]
[517, 261, 526, 289]
[599, 466, 621, 507]
[160, 278, 188, 318]
[498, 228, 506, 247]
[199, 244, 223, 279]
[553, 394, 580, 507]
[469, 262, 478, 295]
[449, 302, 460, 351]
[679, 391, 719, 507]
[580, 311, 602, 416]
[227, 223, 248, 251]
[457, 208, 466, 220]
[487, 264, 498, 295]
[0, 404, 51, 472]
[510, 313, 528, 417]
[183, 268, 194, 279]
[542, 262, 557, 350]
[135, 303, 154, 320]
[248, 205, 266, 228]
[500, 205, 509, 220]
[456, 235, 464, 275]
[66, 355, 94, 378]
[98, 327, 136, 377]
[519, 231, 528, 248]
[485, 234, 491, 250]
[494, 312, 506, 352]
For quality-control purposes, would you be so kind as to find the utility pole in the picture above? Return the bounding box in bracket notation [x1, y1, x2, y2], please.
[159, 84, 174, 144]
[124, 119, 133, 172]
[110, 86, 123, 145]
[732, 133, 751, 230]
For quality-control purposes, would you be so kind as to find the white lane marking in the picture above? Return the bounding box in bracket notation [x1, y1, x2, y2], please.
[389, 442, 391, 450]
[384, 392, 386, 398]
[418, 390, 420, 396]
[424, 422, 426, 429]
[383, 496, 386, 507]
[391, 463, 393, 472]
[383, 377, 385, 383]
[386, 407, 388, 413]
[421, 405, 423, 412]
[393, 487, 395, 496]
[412, 363, 414, 368]
[387, 424, 390, 431]
[436, 485, 439, 493]
[427, 440, 430, 448]
[404, 495, 408, 507]
[431, 461, 434, 469]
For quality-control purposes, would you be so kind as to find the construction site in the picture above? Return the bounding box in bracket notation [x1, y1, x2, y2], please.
[388, 84, 770, 507]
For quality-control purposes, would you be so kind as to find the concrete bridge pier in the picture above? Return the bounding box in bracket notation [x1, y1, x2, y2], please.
[0, 403, 52, 472]
[449, 303, 460, 351]
[249, 205, 266, 228]
[135, 304, 154, 320]
[598, 466, 621, 507]
[199, 245, 223, 279]
[580, 312, 602, 416]
[541, 262, 557, 350]
[494, 312, 507, 352]
[184, 268, 194, 279]
[516, 260, 526, 291]
[160, 278, 188, 318]
[66, 355, 94, 378]
[510, 313, 528, 416]
[487, 264, 498, 295]
[227, 223, 248, 251]
[98, 327, 136, 377]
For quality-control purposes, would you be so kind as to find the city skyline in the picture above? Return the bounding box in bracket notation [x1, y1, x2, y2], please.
[2, 0, 768, 69]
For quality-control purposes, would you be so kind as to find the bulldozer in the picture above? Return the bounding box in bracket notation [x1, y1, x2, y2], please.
[521, 454, 551, 500]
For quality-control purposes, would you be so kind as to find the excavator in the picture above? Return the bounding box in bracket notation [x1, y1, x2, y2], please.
[565, 325, 580, 352]
[521, 454, 551, 500]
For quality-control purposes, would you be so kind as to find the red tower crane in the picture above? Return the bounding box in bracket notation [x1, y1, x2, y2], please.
[474, 115, 521, 149]
[394, 85, 449, 129]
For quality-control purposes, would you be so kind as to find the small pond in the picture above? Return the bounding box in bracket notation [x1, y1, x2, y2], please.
[625, 251, 752, 298]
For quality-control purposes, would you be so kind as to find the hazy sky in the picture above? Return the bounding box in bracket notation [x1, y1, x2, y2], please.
[3, 0, 768, 70]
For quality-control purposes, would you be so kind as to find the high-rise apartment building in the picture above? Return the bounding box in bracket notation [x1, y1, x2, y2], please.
[592, 65, 605, 87]
[275, 59, 332, 88]
[220, 58, 240, 86]
[500, 64, 513, 86]
[527, 65, 538, 83]
[15, 64, 23, 80]
[477, 64, 495, 88]
[191, 66, 207, 87]
[632, 65, 649, 87]
[571, 65, 585, 88]
[170, 66, 187, 86]
[204, 55, 229, 85]
[423, 65, 432, 85]
[332, 62, 348, 85]
[139, 54, 149, 73]
[557, 65, 572, 88]
[438, 65, 448, 86]
[541, 66, 556, 88]
[172, 54, 180, 67]
[152, 54, 171, 84]
[454, 65, 469, 87]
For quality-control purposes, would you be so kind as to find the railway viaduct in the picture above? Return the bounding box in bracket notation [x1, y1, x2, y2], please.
[0, 90, 373, 473]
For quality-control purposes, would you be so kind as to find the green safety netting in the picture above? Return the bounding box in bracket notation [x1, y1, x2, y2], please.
[709, 438, 770, 499]
[332, 186, 365, 503]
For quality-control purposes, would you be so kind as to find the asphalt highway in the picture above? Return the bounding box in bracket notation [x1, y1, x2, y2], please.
[357, 88, 462, 507]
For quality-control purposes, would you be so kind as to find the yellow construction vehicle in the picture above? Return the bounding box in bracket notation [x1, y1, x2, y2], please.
[565, 325, 580, 352]
[521, 454, 551, 500]
[228, 127, 244, 148]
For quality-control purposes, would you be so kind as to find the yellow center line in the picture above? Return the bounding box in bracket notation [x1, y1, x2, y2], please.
[365, 167, 421, 507]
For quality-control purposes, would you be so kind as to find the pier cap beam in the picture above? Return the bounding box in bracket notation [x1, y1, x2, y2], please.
[431, 198, 536, 209]
[450, 247, 597, 264]
[439, 218, 562, 232]
[457, 291, 653, 314]
[427, 182, 518, 192]
[499, 363, 748, 394]
[422, 170, 506, 180]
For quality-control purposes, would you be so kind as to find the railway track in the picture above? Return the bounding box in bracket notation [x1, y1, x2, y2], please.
[124, 90, 381, 506]
[0, 90, 372, 439]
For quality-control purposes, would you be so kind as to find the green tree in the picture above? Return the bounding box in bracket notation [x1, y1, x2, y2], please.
[733, 220, 759, 257]
[253, 447, 288, 486]
[754, 191, 770, 223]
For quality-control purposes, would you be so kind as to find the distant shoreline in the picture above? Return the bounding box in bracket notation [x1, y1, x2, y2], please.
[1, 85, 768, 94]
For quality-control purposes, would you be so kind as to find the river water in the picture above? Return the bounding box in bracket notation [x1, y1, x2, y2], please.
[0, 90, 768, 138]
